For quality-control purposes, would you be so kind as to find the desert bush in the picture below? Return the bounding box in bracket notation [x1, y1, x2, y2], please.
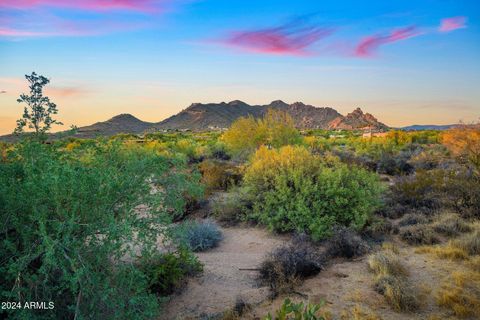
[367, 251, 418, 312]
[373, 275, 419, 311]
[409, 145, 450, 170]
[199, 160, 241, 193]
[397, 213, 429, 227]
[368, 252, 407, 277]
[209, 142, 231, 160]
[325, 227, 370, 259]
[386, 170, 445, 216]
[264, 298, 326, 320]
[0, 141, 203, 319]
[376, 150, 414, 176]
[244, 145, 382, 240]
[442, 169, 480, 218]
[443, 124, 480, 172]
[222, 109, 302, 158]
[436, 271, 480, 318]
[362, 216, 394, 241]
[431, 212, 472, 237]
[138, 247, 203, 296]
[386, 167, 480, 218]
[172, 219, 223, 252]
[259, 235, 323, 295]
[332, 149, 377, 171]
[212, 189, 251, 225]
[399, 225, 440, 245]
[452, 230, 480, 255]
[340, 305, 382, 320]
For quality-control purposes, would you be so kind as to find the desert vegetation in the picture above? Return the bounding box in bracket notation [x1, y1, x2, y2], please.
[1, 73, 479, 319]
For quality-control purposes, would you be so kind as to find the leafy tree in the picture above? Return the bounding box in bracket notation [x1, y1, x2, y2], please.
[222, 109, 301, 158]
[221, 115, 262, 158]
[442, 124, 480, 173]
[15, 72, 62, 135]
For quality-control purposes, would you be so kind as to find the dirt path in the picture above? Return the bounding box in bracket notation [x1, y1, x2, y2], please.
[244, 240, 472, 320]
[160, 226, 288, 320]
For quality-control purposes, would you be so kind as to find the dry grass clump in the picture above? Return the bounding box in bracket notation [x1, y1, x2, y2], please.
[452, 230, 480, 255]
[374, 275, 419, 312]
[431, 212, 472, 237]
[436, 271, 480, 318]
[381, 242, 399, 254]
[340, 305, 383, 320]
[367, 251, 419, 312]
[220, 297, 250, 320]
[399, 225, 440, 245]
[468, 256, 480, 272]
[415, 230, 479, 261]
[259, 235, 323, 296]
[368, 252, 406, 276]
[415, 244, 469, 260]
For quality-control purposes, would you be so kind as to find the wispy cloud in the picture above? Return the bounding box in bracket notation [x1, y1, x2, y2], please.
[439, 16, 467, 32]
[0, 0, 179, 39]
[46, 86, 88, 98]
[218, 18, 333, 56]
[0, 0, 164, 13]
[0, 27, 50, 37]
[355, 26, 420, 57]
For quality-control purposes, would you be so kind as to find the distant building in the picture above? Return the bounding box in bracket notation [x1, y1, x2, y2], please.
[362, 131, 389, 138]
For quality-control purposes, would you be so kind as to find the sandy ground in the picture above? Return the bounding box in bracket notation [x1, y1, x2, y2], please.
[160, 226, 288, 320]
[162, 224, 476, 320]
[245, 240, 475, 320]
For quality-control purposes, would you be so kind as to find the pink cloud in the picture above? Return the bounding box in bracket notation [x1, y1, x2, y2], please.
[46, 86, 88, 98]
[220, 21, 333, 56]
[439, 16, 467, 32]
[0, 0, 162, 12]
[355, 26, 420, 57]
[0, 27, 50, 37]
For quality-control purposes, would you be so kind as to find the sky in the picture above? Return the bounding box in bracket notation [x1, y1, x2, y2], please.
[0, 0, 479, 134]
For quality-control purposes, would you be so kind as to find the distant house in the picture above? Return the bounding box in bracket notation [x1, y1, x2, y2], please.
[362, 131, 389, 138]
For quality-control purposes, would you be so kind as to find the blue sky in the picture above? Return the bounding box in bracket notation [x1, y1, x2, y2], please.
[0, 0, 479, 133]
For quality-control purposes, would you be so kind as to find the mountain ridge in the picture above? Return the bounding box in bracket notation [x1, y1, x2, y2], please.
[0, 100, 391, 141]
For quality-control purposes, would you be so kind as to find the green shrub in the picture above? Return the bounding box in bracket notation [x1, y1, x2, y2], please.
[244, 146, 382, 240]
[172, 219, 223, 252]
[138, 247, 203, 296]
[0, 141, 202, 319]
[264, 298, 326, 320]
